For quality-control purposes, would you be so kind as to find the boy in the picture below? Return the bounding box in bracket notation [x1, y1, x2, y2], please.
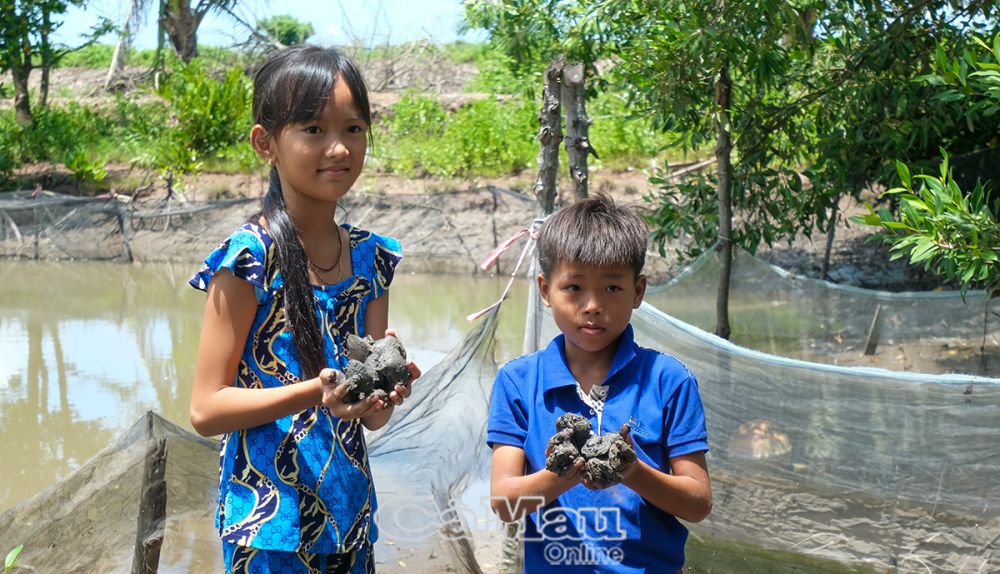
[487, 195, 712, 573]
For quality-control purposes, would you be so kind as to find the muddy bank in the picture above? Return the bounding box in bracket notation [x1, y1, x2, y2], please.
[0, 182, 937, 293]
[0, 186, 679, 281]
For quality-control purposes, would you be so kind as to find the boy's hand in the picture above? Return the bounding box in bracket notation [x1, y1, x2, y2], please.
[581, 429, 637, 490]
[545, 438, 586, 482]
[320, 368, 381, 419]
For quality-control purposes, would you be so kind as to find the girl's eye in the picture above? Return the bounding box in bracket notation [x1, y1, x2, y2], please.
[347, 125, 365, 134]
[304, 126, 322, 134]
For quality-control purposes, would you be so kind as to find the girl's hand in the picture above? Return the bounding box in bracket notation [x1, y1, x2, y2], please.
[382, 328, 421, 408]
[320, 368, 380, 419]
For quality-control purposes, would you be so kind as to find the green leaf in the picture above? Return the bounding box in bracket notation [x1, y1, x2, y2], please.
[962, 265, 976, 284]
[895, 160, 911, 188]
[5, 545, 23, 571]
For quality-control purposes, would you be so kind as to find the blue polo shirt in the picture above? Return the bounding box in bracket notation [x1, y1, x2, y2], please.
[487, 324, 709, 573]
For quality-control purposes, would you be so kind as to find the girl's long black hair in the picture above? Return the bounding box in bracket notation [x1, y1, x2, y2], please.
[252, 45, 372, 380]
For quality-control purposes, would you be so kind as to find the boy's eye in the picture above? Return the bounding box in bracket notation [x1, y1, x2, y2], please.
[607, 285, 623, 292]
[564, 284, 581, 292]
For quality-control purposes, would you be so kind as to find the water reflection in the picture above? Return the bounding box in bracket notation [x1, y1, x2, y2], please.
[0, 260, 527, 511]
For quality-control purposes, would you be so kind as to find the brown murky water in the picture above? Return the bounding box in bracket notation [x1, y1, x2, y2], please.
[0, 260, 528, 512]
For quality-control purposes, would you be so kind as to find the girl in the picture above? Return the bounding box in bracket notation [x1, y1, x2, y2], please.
[188, 45, 418, 574]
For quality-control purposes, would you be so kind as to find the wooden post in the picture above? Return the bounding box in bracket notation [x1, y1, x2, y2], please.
[116, 201, 135, 263]
[863, 304, 883, 356]
[532, 57, 563, 215]
[561, 62, 595, 202]
[131, 414, 167, 574]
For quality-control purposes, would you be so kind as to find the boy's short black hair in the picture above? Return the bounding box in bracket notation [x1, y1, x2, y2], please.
[536, 194, 647, 278]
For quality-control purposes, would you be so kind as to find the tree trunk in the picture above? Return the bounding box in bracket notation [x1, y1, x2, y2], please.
[532, 57, 563, 215]
[39, 7, 53, 109]
[105, 39, 131, 91]
[821, 192, 840, 279]
[714, 61, 734, 340]
[106, 0, 144, 91]
[11, 64, 34, 126]
[160, 0, 199, 62]
[562, 62, 592, 202]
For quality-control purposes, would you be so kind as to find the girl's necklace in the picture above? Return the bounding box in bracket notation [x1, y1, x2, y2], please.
[308, 227, 343, 282]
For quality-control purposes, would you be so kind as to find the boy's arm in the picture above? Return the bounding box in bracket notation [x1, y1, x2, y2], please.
[490, 444, 584, 522]
[620, 449, 712, 523]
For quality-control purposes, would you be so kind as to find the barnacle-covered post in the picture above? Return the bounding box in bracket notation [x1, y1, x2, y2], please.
[561, 62, 596, 202]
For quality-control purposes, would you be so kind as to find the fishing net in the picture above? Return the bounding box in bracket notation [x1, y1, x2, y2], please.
[645, 249, 999, 374]
[517, 249, 1000, 572]
[0, 412, 221, 573]
[628, 302, 1000, 572]
[0, 190, 259, 262]
[4, 203, 999, 573]
[0, 309, 502, 574]
[629, 249, 1000, 571]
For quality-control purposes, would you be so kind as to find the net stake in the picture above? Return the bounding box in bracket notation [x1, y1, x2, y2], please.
[863, 303, 883, 356]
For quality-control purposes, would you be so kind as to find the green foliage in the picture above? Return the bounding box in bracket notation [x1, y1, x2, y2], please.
[4, 544, 23, 573]
[257, 15, 314, 46]
[439, 41, 483, 64]
[466, 0, 1000, 261]
[921, 31, 1000, 124]
[645, 164, 812, 262]
[588, 89, 673, 168]
[385, 91, 449, 139]
[804, 7, 999, 209]
[156, 61, 251, 171]
[854, 154, 1000, 297]
[57, 43, 115, 67]
[464, 0, 608, 82]
[380, 93, 536, 177]
[464, 46, 533, 94]
[63, 148, 107, 188]
[644, 173, 718, 261]
[4, 103, 108, 163]
[853, 34, 1000, 298]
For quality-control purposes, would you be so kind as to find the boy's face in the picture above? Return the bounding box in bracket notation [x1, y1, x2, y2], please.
[538, 261, 646, 361]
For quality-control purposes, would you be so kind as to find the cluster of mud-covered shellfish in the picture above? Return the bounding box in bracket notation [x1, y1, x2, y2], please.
[545, 413, 637, 484]
[341, 334, 410, 403]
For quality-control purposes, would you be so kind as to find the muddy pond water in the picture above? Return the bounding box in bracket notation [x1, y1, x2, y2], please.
[0, 260, 529, 511]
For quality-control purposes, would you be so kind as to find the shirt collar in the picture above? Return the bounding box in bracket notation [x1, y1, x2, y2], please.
[540, 324, 638, 393]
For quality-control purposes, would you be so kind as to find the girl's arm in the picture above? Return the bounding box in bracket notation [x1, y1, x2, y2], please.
[490, 444, 584, 522]
[620, 450, 712, 522]
[190, 270, 378, 436]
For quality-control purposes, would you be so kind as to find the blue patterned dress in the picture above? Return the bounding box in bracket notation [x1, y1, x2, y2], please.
[190, 222, 401, 563]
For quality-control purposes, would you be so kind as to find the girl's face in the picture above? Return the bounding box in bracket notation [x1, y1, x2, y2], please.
[254, 76, 367, 210]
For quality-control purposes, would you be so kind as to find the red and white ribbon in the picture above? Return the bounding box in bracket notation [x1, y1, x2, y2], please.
[466, 217, 547, 322]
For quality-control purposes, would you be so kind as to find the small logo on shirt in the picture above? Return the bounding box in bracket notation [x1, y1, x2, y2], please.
[626, 416, 647, 440]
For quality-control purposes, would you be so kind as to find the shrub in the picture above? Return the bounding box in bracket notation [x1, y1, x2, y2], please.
[380, 94, 536, 177]
[156, 61, 251, 169]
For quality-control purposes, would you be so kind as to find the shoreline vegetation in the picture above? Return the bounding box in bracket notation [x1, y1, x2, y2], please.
[0, 41, 955, 295]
